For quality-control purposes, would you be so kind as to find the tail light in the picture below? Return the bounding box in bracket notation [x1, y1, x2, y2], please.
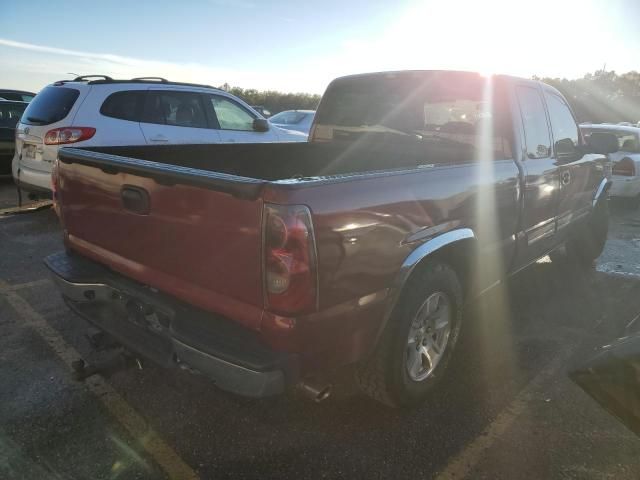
[44, 127, 95, 145]
[612, 158, 636, 177]
[263, 204, 318, 315]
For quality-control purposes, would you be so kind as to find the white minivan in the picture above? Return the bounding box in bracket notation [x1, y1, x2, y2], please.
[13, 76, 306, 196]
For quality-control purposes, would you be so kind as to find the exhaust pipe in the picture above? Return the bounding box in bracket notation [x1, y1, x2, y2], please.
[297, 380, 332, 403]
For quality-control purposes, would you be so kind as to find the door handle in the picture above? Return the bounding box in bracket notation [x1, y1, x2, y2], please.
[561, 170, 571, 185]
[149, 134, 168, 142]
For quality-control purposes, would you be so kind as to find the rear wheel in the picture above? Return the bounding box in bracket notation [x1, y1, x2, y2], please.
[564, 199, 609, 267]
[355, 261, 463, 408]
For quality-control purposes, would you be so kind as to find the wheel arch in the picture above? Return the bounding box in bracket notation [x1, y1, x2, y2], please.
[372, 228, 477, 349]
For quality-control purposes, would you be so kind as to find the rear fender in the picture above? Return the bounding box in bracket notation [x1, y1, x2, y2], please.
[372, 228, 476, 349]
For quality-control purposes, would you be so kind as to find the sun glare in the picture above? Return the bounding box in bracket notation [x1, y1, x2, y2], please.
[369, 0, 605, 78]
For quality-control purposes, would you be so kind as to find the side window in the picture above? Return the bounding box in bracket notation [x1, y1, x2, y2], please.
[516, 86, 551, 159]
[209, 96, 255, 131]
[544, 92, 580, 155]
[143, 91, 208, 128]
[100, 91, 146, 122]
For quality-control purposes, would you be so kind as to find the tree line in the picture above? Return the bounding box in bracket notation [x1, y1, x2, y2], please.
[221, 70, 640, 123]
[538, 70, 640, 124]
[219, 83, 321, 115]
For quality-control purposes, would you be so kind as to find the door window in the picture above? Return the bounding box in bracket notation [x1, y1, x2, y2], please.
[143, 91, 208, 128]
[544, 92, 580, 156]
[209, 96, 255, 131]
[516, 86, 551, 159]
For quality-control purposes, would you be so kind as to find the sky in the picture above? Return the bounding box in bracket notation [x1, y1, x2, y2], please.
[1, 0, 639, 95]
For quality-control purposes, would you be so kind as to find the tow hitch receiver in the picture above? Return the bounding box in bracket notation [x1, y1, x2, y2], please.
[71, 350, 142, 381]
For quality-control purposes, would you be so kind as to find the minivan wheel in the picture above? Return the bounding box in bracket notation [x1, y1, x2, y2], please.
[355, 261, 463, 408]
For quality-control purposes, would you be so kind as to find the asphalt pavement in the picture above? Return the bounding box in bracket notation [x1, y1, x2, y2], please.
[1, 177, 639, 480]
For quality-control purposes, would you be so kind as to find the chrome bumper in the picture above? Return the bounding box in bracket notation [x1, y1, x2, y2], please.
[47, 252, 294, 398]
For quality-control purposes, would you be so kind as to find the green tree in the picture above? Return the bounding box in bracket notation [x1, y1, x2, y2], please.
[218, 85, 321, 115]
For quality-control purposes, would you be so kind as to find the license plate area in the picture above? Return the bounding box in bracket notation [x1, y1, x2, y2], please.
[22, 143, 37, 161]
[66, 290, 176, 367]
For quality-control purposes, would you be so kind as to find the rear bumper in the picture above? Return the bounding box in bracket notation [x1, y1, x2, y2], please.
[14, 163, 53, 196]
[45, 251, 298, 398]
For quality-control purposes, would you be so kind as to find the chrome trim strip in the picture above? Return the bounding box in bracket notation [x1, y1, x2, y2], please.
[593, 178, 612, 207]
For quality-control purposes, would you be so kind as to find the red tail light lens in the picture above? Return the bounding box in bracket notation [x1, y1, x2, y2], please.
[612, 158, 636, 177]
[264, 204, 317, 315]
[44, 127, 96, 145]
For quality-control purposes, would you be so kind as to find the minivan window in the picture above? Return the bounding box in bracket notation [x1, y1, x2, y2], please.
[100, 91, 146, 122]
[142, 91, 208, 128]
[21, 87, 80, 126]
[314, 72, 513, 160]
[209, 96, 256, 131]
[0, 102, 27, 129]
[516, 86, 551, 159]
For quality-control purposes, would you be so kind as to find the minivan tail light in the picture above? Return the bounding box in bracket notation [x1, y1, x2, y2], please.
[263, 204, 317, 315]
[44, 127, 95, 145]
[612, 157, 636, 177]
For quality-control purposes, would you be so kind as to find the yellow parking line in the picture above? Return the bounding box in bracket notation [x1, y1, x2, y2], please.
[0, 280, 200, 480]
[2, 278, 51, 292]
[434, 346, 577, 480]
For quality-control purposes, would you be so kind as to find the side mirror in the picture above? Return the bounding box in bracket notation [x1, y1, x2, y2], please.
[588, 132, 619, 155]
[253, 118, 270, 132]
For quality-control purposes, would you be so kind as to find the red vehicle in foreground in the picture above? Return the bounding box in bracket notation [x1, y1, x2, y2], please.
[47, 71, 618, 407]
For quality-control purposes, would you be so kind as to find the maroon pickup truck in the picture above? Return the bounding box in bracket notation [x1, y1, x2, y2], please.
[47, 71, 618, 407]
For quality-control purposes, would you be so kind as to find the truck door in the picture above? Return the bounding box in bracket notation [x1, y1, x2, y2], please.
[514, 84, 560, 266]
[543, 89, 601, 240]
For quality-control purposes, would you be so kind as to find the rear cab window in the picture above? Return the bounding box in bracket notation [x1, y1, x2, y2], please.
[312, 72, 514, 161]
[21, 86, 80, 126]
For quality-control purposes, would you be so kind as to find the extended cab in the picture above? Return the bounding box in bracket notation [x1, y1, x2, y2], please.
[47, 71, 617, 407]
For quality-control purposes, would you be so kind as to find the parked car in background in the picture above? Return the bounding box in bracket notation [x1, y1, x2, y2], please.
[581, 123, 640, 207]
[0, 100, 28, 176]
[251, 105, 271, 117]
[269, 109, 315, 134]
[12, 76, 306, 197]
[48, 71, 616, 408]
[0, 89, 35, 102]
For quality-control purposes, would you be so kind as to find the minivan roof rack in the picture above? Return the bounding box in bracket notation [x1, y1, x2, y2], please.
[85, 78, 218, 90]
[74, 75, 114, 81]
[130, 77, 168, 83]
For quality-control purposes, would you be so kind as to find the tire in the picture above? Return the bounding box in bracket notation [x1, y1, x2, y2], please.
[565, 199, 609, 267]
[355, 261, 463, 408]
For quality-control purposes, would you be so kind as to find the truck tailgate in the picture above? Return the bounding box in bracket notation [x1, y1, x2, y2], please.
[56, 148, 266, 330]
